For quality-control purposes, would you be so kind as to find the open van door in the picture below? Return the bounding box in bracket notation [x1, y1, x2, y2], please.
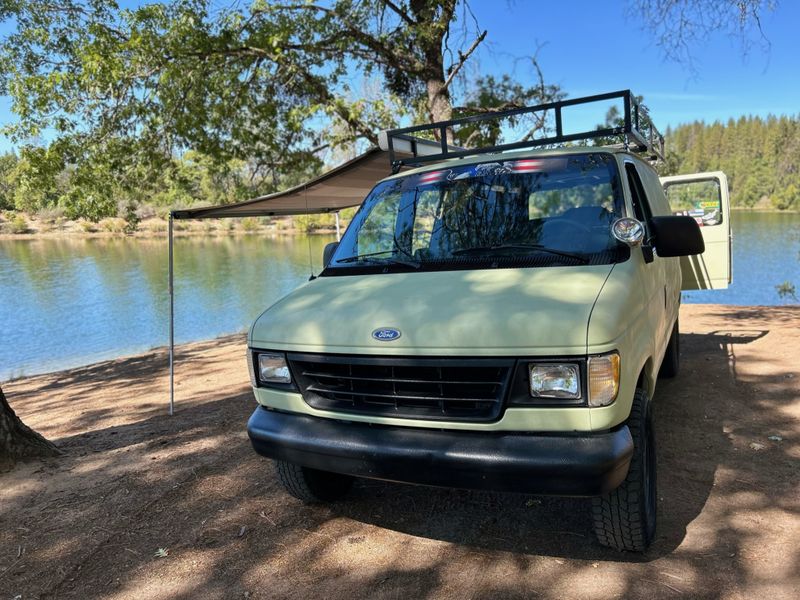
[660, 171, 731, 290]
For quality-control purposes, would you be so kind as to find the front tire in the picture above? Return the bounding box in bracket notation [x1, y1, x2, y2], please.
[591, 388, 657, 552]
[276, 460, 354, 503]
[659, 318, 680, 378]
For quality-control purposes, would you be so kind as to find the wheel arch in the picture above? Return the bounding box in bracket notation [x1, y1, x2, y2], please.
[637, 358, 656, 398]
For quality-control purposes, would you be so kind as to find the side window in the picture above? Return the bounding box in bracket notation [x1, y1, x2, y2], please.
[625, 162, 653, 223]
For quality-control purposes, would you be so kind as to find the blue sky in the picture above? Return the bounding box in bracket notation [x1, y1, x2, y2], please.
[468, 1, 799, 128]
[1, 0, 798, 152]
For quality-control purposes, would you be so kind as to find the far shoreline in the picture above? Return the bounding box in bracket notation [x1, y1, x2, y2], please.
[1, 207, 794, 241]
[0, 214, 341, 241]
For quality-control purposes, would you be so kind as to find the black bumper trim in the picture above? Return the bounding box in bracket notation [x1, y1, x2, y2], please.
[247, 407, 633, 496]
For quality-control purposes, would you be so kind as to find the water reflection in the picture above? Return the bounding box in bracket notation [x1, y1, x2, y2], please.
[0, 234, 334, 379]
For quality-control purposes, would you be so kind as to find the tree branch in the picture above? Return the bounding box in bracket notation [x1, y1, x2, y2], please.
[269, 3, 425, 72]
[378, 0, 416, 25]
[443, 29, 486, 92]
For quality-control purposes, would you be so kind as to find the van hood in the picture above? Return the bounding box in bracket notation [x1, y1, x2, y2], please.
[250, 266, 614, 356]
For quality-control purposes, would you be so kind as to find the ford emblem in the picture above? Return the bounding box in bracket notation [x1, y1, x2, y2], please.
[372, 327, 401, 341]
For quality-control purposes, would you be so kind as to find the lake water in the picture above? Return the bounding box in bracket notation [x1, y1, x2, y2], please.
[1, 212, 798, 380]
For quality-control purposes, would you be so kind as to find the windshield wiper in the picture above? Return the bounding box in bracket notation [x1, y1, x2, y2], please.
[452, 243, 589, 264]
[335, 250, 420, 268]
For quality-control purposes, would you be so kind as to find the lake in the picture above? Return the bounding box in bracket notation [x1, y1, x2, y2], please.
[1, 211, 798, 380]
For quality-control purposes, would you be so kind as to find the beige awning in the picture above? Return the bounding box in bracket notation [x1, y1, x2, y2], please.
[172, 148, 392, 220]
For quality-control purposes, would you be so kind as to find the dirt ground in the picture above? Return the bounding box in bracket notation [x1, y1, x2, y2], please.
[1, 304, 798, 600]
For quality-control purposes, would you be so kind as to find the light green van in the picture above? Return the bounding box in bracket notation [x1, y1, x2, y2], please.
[246, 94, 731, 552]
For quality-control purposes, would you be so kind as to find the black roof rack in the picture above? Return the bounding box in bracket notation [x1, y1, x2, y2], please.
[379, 89, 664, 172]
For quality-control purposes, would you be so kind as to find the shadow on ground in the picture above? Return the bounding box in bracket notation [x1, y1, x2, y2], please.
[1, 307, 798, 599]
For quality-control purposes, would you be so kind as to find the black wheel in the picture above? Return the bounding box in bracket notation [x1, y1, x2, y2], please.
[591, 388, 657, 552]
[276, 460, 354, 503]
[659, 318, 680, 379]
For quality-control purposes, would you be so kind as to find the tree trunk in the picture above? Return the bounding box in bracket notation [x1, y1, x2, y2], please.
[426, 76, 452, 123]
[412, 0, 456, 142]
[0, 386, 60, 467]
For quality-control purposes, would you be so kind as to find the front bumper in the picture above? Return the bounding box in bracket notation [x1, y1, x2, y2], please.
[247, 407, 633, 496]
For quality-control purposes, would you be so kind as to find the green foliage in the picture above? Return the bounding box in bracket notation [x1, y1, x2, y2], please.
[9, 213, 29, 234]
[99, 217, 126, 233]
[0, 152, 18, 210]
[452, 74, 564, 148]
[12, 146, 65, 213]
[0, 0, 568, 212]
[665, 115, 800, 210]
[294, 213, 337, 233]
[776, 282, 798, 302]
[77, 219, 97, 233]
[120, 200, 140, 234]
[240, 217, 261, 232]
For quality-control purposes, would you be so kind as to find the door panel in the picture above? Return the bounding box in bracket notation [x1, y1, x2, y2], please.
[660, 171, 731, 290]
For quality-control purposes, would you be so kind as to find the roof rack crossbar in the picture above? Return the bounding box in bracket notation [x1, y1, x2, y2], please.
[379, 89, 665, 171]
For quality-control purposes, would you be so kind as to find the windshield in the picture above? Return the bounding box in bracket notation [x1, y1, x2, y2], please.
[326, 152, 627, 274]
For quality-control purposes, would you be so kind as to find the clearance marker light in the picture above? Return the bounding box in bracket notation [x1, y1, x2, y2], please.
[418, 170, 447, 184]
[508, 159, 546, 173]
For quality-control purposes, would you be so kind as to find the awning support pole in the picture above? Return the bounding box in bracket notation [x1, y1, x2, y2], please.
[168, 212, 175, 416]
[335, 212, 341, 241]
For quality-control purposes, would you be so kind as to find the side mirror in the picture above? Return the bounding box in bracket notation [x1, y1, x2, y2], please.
[649, 216, 705, 257]
[322, 242, 339, 267]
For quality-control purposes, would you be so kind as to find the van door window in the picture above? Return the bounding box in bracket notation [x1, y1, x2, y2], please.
[664, 179, 723, 226]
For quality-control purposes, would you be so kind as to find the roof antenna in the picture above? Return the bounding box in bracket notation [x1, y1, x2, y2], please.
[305, 183, 316, 281]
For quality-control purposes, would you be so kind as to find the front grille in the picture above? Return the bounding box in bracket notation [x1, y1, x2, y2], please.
[288, 353, 514, 422]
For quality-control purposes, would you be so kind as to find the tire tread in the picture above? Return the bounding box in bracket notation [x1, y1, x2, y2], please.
[591, 389, 655, 552]
[276, 460, 353, 503]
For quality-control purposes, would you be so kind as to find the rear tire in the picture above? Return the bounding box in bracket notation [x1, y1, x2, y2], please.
[659, 318, 680, 379]
[591, 388, 657, 552]
[276, 460, 354, 503]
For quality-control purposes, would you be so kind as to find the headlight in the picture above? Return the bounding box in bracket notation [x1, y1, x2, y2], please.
[255, 352, 292, 385]
[587, 352, 620, 407]
[529, 363, 581, 399]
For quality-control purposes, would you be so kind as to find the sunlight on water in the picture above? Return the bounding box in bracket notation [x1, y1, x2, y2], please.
[681, 212, 800, 306]
[0, 234, 334, 380]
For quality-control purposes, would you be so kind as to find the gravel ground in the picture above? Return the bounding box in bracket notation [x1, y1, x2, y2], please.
[1, 304, 798, 600]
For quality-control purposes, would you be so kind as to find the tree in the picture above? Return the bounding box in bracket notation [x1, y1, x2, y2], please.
[631, 0, 777, 75]
[0, 152, 18, 210]
[1, 386, 60, 469]
[0, 0, 560, 195]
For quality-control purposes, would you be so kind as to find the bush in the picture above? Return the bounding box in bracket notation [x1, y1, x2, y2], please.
[99, 217, 126, 233]
[78, 219, 97, 233]
[240, 217, 261, 232]
[119, 200, 140, 234]
[139, 218, 168, 233]
[9, 213, 29, 234]
[776, 281, 798, 302]
[294, 214, 336, 233]
[771, 184, 798, 211]
[37, 206, 66, 224]
[275, 217, 292, 231]
[61, 191, 117, 222]
[135, 204, 157, 220]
